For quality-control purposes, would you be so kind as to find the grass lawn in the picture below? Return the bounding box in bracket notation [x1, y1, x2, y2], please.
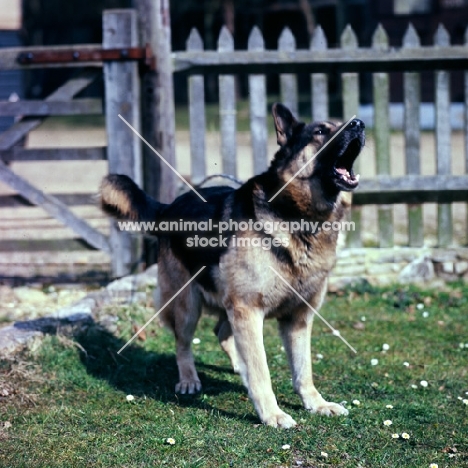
[1, 282, 467, 467]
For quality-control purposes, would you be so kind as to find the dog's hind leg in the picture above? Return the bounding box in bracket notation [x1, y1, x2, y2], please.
[158, 257, 202, 394]
[162, 284, 203, 394]
[278, 302, 348, 417]
[214, 313, 241, 373]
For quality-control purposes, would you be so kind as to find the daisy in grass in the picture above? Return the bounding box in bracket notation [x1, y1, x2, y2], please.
[429, 464, 438, 468]
[391, 433, 399, 439]
[401, 433, 410, 439]
[386, 404, 394, 409]
[383, 420, 392, 426]
[281, 444, 290, 450]
[166, 438, 176, 445]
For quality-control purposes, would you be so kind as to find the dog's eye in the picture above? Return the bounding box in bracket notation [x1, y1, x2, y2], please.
[314, 128, 326, 135]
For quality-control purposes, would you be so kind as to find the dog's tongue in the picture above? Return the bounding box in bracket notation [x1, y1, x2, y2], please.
[336, 167, 350, 178]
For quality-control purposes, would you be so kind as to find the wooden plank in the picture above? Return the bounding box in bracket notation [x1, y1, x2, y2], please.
[279, 27, 298, 116]
[1, 147, 106, 162]
[372, 24, 393, 248]
[434, 25, 452, 247]
[341, 25, 362, 248]
[187, 28, 207, 184]
[353, 175, 468, 205]
[0, 69, 99, 151]
[0, 159, 110, 253]
[0, 193, 97, 208]
[218, 26, 237, 176]
[0, 239, 98, 253]
[0, 44, 104, 70]
[103, 9, 142, 276]
[172, 45, 468, 75]
[0, 98, 102, 117]
[403, 24, 424, 247]
[44, 69, 100, 101]
[248, 26, 268, 174]
[0, 120, 42, 152]
[310, 26, 328, 121]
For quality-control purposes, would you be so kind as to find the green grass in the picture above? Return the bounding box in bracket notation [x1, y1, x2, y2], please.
[1, 283, 467, 467]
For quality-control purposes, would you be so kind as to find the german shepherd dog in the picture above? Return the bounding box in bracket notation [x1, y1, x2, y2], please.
[100, 103, 365, 428]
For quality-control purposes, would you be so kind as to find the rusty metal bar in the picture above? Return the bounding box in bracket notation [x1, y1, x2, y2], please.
[15, 44, 155, 69]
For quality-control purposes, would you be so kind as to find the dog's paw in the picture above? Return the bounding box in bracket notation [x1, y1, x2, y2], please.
[263, 411, 297, 429]
[175, 379, 202, 395]
[310, 401, 349, 417]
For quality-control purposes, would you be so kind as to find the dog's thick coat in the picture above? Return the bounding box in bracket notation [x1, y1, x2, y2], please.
[101, 103, 365, 428]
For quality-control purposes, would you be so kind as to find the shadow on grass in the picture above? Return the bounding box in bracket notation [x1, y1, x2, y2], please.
[75, 325, 256, 423]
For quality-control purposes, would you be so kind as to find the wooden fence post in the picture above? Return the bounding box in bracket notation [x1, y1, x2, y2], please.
[372, 24, 393, 248]
[279, 28, 298, 116]
[310, 26, 329, 121]
[134, 0, 177, 205]
[218, 26, 237, 177]
[248, 26, 268, 174]
[341, 25, 362, 248]
[434, 24, 452, 247]
[103, 9, 142, 277]
[187, 29, 207, 185]
[133, 0, 178, 268]
[403, 24, 423, 247]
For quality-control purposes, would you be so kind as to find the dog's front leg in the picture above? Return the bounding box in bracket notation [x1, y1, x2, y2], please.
[227, 305, 297, 429]
[278, 308, 348, 417]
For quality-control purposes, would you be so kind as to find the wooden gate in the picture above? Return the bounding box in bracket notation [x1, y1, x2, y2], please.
[0, 6, 176, 278]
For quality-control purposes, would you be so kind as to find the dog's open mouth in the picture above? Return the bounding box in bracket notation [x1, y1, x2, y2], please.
[333, 139, 362, 190]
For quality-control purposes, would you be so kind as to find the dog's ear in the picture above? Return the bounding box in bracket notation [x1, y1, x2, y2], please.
[272, 103, 299, 147]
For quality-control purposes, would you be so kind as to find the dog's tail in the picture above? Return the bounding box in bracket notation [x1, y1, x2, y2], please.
[100, 174, 164, 221]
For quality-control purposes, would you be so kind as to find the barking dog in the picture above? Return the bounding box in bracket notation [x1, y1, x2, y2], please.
[100, 103, 365, 428]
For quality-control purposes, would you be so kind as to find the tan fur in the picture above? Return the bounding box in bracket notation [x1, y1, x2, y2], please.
[100, 179, 138, 220]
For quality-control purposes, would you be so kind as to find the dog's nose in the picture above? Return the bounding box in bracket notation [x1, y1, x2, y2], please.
[349, 118, 365, 129]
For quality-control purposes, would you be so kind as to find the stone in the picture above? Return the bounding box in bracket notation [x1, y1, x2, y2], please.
[366, 263, 399, 276]
[441, 262, 454, 274]
[333, 264, 367, 276]
[107, 264, 158, 292]
[432, 250, 457, 263]
[0, 325, 44, 357]
[398, 255, 435, 284]
[454, 261, 468, 275]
